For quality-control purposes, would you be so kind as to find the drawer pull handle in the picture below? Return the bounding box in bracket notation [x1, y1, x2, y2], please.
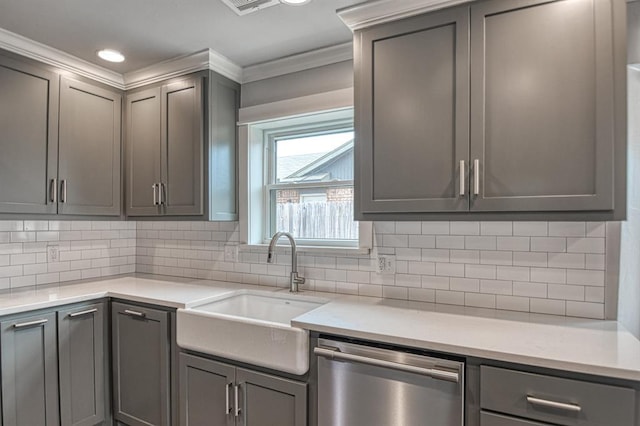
[123, 309, 146, 318]
[526, 396, 582, 413]
[459, 160, 465, 197]
[68, 308, 98, 318]
[234, 384, 241, 417]
[473, 159, 480, 196]
[225, 382, 232, 414]
[14, 319, 48, 329]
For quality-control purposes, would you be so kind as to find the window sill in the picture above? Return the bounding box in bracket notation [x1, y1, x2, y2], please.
[238, 243, 370, 256]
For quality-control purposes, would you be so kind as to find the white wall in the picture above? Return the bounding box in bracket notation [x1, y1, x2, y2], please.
[619, 68, 640, 338]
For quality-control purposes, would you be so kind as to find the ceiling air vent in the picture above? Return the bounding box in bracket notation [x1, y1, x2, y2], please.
[220, 0, 280, 15]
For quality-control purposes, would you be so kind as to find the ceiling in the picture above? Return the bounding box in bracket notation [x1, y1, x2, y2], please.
[0, 0, 362, 74]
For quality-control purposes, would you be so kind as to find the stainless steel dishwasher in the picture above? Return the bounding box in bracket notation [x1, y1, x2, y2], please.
[315, 337, 464, 426]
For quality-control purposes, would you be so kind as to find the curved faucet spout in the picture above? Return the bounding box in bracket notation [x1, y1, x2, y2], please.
[267, 232, 305, 292]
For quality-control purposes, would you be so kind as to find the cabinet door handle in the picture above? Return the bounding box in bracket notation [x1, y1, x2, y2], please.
[60, 180, 67, 203]
[50, 178, 57, 203]
[123, 309, 146, 318]
[152, 184, 158, 206]
[225, 382, 232, 414]
[459, 160, 465, 196]
[473, 159, 480, 196]
[68, 308, 98, 318]
[159, 182, 165, 206]
[526, 396, 582, 413]
[14, 318, 48, 329]
[234, 384, 241, 417]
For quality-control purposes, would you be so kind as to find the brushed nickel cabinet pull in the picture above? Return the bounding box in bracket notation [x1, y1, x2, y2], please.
[526, 396, 582, 413]
[60, 180, 67, 203]
[14, 318, 48, 329]
[50, 178, 57, 203]
[459, 160, 465, 197]
[152, 184, 158, 206]
[123, 309, 146, 318]
[473, 159, 480, 196]
[68, 308, 98, 318]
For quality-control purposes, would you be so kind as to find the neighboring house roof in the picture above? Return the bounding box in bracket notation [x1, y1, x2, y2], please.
[276, 152, 326, 181]
[281, 140, 354, 183]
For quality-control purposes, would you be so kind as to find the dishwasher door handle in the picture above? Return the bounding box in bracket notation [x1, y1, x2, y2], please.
[314, 346, 460, 383]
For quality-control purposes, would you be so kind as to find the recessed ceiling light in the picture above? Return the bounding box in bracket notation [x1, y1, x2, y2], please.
[280, 0, 311, 5]
[97, 49, 125, 63]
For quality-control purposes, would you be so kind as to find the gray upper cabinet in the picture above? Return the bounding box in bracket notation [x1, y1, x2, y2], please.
[161, 78, 204, 216]
[126, 75, 204, 217]
[1, 311, 59, 426]
[58, 302, 107, 426]
[0, 54, 59, 215]
[125, 71, 239, 220]
[58, 77, 122, 216]
[353, 0, 625, 220]
[469, 0, 617, 213]
[126, 87, 162, 216]
[356, 7, 470, 215]
[112, 301, 170, 426]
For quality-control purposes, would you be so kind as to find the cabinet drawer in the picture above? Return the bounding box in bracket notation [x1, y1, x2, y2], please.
[480, 366, 635, 426]
[481, 411, 552, 426]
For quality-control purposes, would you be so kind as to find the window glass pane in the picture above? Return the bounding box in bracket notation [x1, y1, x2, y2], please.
[275, 131, 354, 183]
[272, 129, 356, 242]
[273, 187, 358, 241]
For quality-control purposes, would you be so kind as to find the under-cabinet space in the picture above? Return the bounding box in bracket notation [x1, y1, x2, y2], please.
[179, 353, 307, 426]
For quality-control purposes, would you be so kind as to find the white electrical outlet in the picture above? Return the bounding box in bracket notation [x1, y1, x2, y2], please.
[375, 255, 396, 274]
[47, 245, 59, 263]
[224, 245, 238, 262]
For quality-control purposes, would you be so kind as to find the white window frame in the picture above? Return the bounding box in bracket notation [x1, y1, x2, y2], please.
[238, 89, 371, 253]
[264, 121, 356, 247]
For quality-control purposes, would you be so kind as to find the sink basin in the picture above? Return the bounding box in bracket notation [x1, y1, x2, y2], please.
[176, 290, 327, 375]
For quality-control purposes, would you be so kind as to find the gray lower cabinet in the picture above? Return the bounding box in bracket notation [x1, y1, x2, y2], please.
[0, 53, 59, 215]
[58, 302, 107, 426]
[1, 311, 59, 426]
[112, 302, 171, 426]
[58, 77, 122, 216]
[354, 0, 625, 219]
[480, 366, 636, 426]
[179, 353, 307, 426]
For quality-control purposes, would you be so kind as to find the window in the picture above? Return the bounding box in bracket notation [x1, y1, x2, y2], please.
[242, 108, 370, 250]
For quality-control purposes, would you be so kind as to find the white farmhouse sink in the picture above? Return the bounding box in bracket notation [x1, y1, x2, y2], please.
[176, 290, 327, 375]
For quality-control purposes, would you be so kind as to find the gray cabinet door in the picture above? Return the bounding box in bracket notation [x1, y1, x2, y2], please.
[0, 55, 59, 214]
[1, 311, 59, 426]
[161, 77, 204, 216]
[58, 302, 106, 426]
[356, 7, 470, 215]
[126, 87, 162, 216]
[179, 353, 235, 426]
[112, 302, 170, 426]
[58, 77, 122, 216]
[469, 0, 616, 212]
[236, 368, 307, 426]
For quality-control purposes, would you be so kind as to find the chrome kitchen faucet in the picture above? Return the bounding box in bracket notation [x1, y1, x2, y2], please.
[267, 232, 305, 293]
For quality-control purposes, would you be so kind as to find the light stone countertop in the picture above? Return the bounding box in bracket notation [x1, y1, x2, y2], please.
[1, 274, 639, 382]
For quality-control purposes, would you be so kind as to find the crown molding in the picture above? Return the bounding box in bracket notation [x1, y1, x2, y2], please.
[338, 0, 471, 31]
[0, 27, 125, 89]
[124, 48, 243, 89]
[242, 42, 353, 83]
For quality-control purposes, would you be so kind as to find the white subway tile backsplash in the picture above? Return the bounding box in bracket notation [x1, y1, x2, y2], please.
[0, 219, 609, 319]
[421, 275, 450, 290]
[531, 237, 566, 252]
[450, 222, 479, 235]
[513, 222, 548, 237]
[497, 295, 530, 312]
[481, 222, 513, 236]
[421, 222, 449, 235]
